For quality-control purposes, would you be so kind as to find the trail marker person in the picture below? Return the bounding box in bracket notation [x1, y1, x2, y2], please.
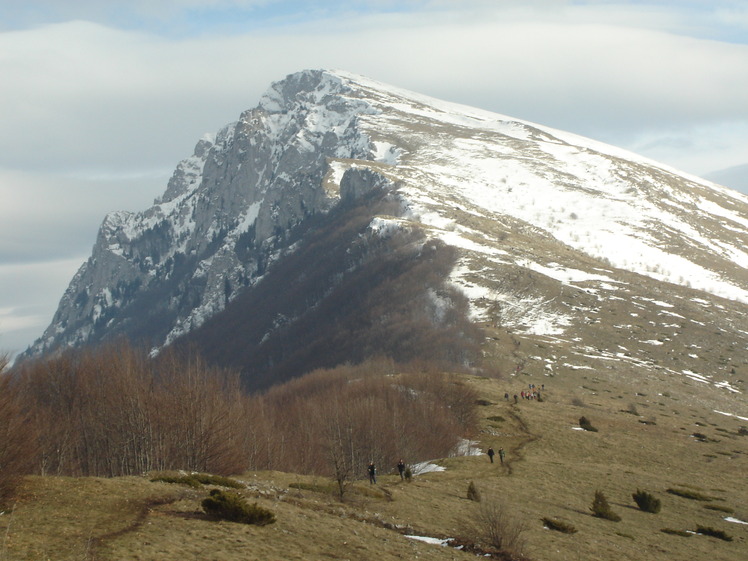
[368, 462, 377, 484]
[397, 459, 406, 480]
[487, 447, 495, 463]
[499, 447, 505, 465]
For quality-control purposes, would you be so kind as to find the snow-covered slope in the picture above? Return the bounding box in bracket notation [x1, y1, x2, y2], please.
[23, 70, 748, 398]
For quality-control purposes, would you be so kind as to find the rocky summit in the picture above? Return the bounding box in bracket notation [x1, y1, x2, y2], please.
[23, 70, 748, 400]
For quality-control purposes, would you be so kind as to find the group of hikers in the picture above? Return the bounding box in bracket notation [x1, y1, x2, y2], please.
[505, 382, 545, 403]
[365, 382, 541, 483]
[367, 459, 406, 484]
[487, 446, 506, 465]
[367, 448, 507, 484]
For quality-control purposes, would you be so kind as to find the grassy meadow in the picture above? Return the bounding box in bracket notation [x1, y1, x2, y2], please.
[1, 365, 746, 561]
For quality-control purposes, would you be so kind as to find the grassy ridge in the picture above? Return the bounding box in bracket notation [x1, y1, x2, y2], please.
[1, 370, 746, 561]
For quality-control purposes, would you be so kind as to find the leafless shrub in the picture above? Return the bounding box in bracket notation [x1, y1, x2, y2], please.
[12, 344, 246, 477]
[0, 355, 37, 505]
[462, 497, 528, 558]
[9, 344, 477, 487]
[257, 359, 478, 490]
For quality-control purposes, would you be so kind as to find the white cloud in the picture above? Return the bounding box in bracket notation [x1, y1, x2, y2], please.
[1, 1, 747, 353]
[0, 167, 167, 262]
[0, 258, 85, 356]
[3, 8, 746, 173]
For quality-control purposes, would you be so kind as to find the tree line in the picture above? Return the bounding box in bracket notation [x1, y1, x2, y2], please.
[0, 344, 478, 505]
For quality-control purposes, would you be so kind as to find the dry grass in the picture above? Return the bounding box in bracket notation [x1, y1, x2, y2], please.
[1, 367, 746, 561]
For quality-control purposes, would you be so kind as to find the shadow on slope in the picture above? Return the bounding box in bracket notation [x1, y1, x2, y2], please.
[175, 190, 482, 391]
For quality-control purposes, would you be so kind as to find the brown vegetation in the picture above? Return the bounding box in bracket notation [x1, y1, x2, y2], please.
[1, 368, 747, 561]
[0, 356, 37, 506]
[3, 345, 478, 488]
[11, 345, 245, 477]
[464, 497, 528, 558]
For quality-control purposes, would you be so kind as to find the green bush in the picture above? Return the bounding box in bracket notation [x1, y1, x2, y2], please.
[151, 474, 201, 488]
[151, 472, 243, 489]
[632, 489, 661, 513]
[467, 481, 481, 502]
[660, 528, 691, 537]
[591, 490, 621, 521]
[202, 489, 276, 526]
[696, 526, 732, 541]
[289, 481, 337, 494]
[666, 488, 714, 501]
[703, 504, 734, 513]
[579, 416, 598, 432]
[191, 473, 244, 488]
[542, 517, 577, 534]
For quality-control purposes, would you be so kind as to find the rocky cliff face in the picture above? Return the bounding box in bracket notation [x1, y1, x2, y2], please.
[26, 70, 385, 356]
[23, 69, 748, 400]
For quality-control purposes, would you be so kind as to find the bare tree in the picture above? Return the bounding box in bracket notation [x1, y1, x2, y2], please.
[323, 400, 359, 500]
[465, 498, 528, 558]
[0, 355, 37, 505]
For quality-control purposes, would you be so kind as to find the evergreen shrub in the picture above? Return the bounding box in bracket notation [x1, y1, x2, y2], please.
[591, 490, 621, 521]
[467, 480, 481, 502]
[632, 489, 661, 513]
[202, 489, 276, 526]
[191, 473, 244, 488]
[660, 528, 690, 537]
[542, 517, 577, 533]
[666, 488, 714, 501]
[696, 526, 732, 541]
[704, 504, 734, 513]
[151, 473, 243, 489]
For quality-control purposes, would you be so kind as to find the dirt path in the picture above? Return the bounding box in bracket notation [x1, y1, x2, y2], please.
[86, 494, 183, 560]
[502, 406, 540, 475]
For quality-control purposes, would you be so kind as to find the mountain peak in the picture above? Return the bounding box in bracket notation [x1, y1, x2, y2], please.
[22, 70, 748, 398]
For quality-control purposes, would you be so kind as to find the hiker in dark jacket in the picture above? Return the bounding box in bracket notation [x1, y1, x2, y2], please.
[487, 447, 495, 463]
[368, 462, 377, 484]
[397, 459, 406, 480]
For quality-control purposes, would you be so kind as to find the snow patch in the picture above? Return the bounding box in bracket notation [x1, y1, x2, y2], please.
[411, 461, 445, 475]
[405, 535, 451, 546]
[368, 217, 402, 238]
[714, 410, 748, 422]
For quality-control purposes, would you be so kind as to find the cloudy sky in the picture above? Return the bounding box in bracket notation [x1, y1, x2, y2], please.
[1, 0, 747, 357]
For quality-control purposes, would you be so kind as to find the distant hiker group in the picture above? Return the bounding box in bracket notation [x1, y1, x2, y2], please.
[505, 383, 545, 404]
[363, 381, 546, 484]
[367, 459, 408, 484]
[487, 446, 506, 465]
